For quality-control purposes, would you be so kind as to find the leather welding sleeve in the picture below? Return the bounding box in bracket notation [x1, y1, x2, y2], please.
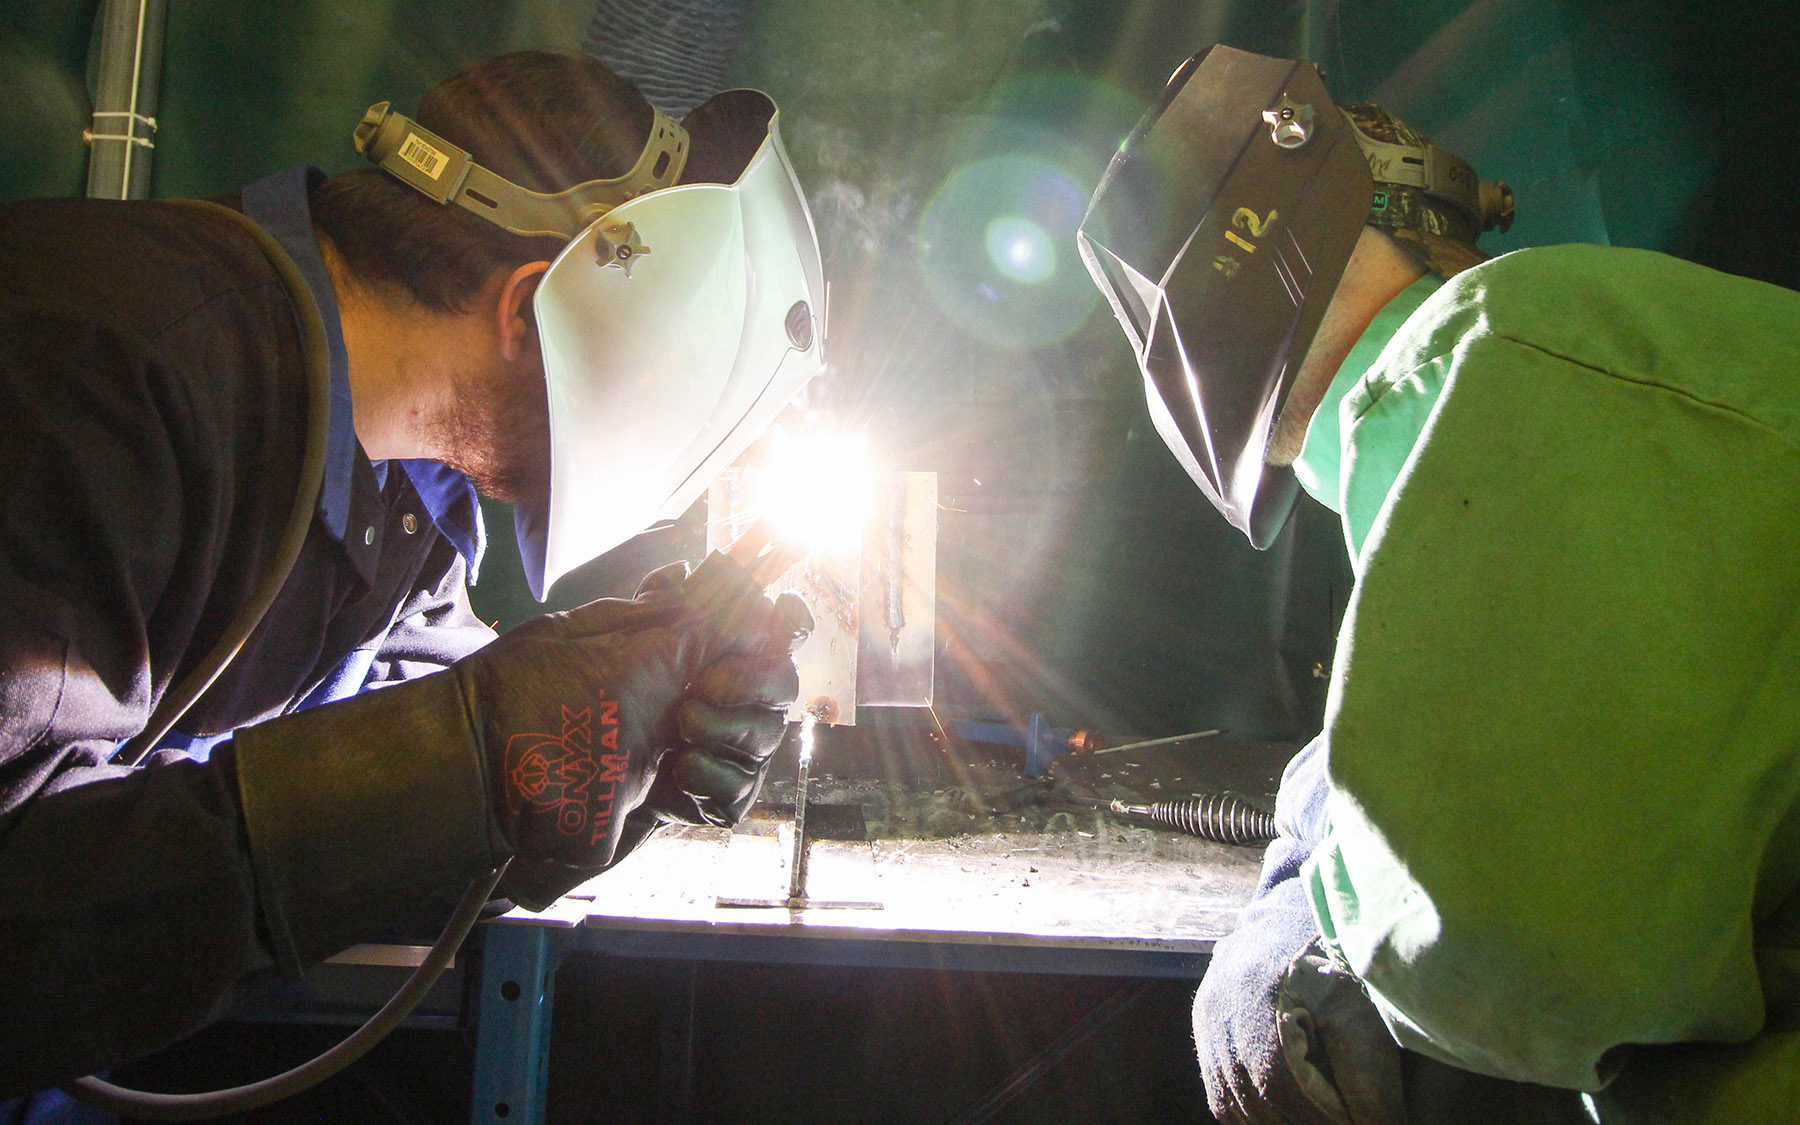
[1193, 738, 1406, 1125]
[232, 553, 811, 975]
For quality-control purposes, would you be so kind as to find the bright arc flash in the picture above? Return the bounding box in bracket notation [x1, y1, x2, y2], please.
[797, 711, 817, 763]
[758, 433, 873, 556]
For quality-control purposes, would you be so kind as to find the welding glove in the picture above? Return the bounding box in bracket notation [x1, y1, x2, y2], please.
[1198, 920, 1405, 1125]
[1194, 739, 1405, 1125]
[476, 556, 813, 907]
[232, 551, 810, 976]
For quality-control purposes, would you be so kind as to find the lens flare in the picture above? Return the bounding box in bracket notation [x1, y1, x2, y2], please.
[985, 215, 1056, 284]
[918, 153, 1099, 348]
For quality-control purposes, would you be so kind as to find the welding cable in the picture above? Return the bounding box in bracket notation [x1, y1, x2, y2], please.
[115, 199, 329, 768]
[63, 863, 507, 1120]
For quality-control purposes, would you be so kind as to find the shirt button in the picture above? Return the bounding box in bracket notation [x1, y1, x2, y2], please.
[402, 513, 419, 535]
[363, 526, 375, 546]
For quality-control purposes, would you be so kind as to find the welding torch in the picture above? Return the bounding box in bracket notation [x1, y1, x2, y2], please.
[718, 519, 856, 907]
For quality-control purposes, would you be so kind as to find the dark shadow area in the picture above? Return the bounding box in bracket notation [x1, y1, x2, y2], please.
[548, 953, 1217, 1124]
[109, 1020, 475, 1123]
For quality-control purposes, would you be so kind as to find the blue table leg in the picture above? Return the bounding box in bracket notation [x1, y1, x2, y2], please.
[471, 925, 564, 1124]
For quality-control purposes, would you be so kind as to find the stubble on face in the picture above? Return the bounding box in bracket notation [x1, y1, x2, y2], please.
[1264, 348, 1340, 467]
[423, 362, 551, 503]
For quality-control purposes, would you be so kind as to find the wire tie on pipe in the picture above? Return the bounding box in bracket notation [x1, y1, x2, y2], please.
[91, 110, 159, 129]
[83, 131, 157, 149]
[85, 111, 158, 148]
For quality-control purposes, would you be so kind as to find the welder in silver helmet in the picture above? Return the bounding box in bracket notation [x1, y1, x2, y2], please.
[0, 50, 823, 1097]
[1082, 45, 1800, 1124]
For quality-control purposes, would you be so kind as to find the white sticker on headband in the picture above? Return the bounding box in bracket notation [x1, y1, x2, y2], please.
[399, 133, 449, 181]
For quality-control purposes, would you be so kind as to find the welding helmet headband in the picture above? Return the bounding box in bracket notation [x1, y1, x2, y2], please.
[1077, 46, 1373, 548]
[357, 89, 825, 599]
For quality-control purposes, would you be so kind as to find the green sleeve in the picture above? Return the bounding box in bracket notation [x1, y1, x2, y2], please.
[1305, 331, 1800, 1091]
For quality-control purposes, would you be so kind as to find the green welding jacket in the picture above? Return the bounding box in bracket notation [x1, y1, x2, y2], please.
[1288, 244, 1800, 1101]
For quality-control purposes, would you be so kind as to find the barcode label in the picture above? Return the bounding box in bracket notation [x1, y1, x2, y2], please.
[398, 134, 448, 180]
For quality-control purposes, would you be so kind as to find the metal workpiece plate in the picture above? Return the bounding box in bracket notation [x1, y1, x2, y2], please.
[856, 472, 937, 709]
[494, 739, 1293, 965]
[708, 467, 862, 723]
[707, 468, 938, 724]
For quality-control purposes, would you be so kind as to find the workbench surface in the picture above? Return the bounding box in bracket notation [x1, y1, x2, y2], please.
[498, 736, 1298, 964]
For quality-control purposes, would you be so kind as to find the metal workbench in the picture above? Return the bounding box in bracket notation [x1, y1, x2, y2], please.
[466, 736, 1295, 1123]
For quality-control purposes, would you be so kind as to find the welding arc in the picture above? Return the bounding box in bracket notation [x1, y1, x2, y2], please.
[1111, 795, 1275, 845]
[724, 516, 804, 588]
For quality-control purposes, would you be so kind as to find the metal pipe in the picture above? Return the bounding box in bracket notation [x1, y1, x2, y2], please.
[85, 0, 168, 200]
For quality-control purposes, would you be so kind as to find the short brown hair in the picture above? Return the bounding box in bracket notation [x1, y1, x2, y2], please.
[312, 51, 654, 313]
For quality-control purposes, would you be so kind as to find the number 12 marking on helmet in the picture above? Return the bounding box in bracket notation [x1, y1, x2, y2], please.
[1214, 207, 1280, 276]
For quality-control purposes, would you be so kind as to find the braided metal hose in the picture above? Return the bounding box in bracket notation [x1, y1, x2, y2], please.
[1110, 795, 1276, 845]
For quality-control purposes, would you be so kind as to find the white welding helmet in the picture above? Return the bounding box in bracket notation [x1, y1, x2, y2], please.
[355, 89, 826, 598]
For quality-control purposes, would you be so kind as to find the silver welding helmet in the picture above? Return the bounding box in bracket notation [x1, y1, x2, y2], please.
[356, 89, 825, 598]
[1077, 46, 1373, 548]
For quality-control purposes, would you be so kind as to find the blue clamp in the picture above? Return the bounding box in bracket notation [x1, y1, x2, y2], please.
[951, 713, 1090, 778]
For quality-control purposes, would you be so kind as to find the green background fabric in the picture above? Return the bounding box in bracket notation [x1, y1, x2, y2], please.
[1301, 244, 1800, 1095]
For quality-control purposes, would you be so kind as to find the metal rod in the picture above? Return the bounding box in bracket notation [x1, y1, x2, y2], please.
[1087, 728, 1222, 756]
[786, 714, 817, 901]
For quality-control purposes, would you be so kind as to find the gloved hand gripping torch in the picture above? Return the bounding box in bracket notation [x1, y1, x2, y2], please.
[68, 523, 810, 1119]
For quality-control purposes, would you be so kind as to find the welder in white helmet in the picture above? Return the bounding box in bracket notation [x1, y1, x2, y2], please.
[1081, 45, 1800, 1123]
[0, 50, 822, 1096]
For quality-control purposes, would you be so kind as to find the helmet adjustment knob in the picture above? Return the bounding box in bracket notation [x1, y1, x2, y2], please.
[1263, 97, 1315, 148]
[594, 221, 650, 277]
